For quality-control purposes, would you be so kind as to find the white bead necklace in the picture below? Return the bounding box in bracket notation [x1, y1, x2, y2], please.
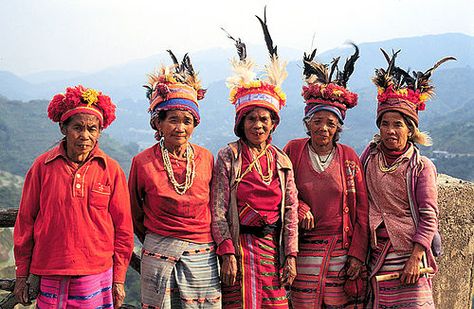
[160, 139, 195, 195]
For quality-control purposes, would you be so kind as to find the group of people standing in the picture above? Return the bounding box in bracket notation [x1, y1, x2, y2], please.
[13, 11, 453, 309]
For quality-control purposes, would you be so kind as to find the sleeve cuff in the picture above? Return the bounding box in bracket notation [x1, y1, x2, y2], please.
[298, 201, 311, 222]
[15, 265, 29, 278]
[113, 267, 127, 283]
[216, 239, 235, 256]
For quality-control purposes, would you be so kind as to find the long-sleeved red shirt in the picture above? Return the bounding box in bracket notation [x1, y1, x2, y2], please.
[129, 143, 214, 244]
[13, 142, 134, 283]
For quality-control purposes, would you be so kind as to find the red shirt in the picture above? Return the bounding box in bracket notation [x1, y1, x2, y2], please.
[129, 143, 214, 244]
[13, 142, 134, 283]
[236, 142, 282, 225]
[297, 146, 343, 236]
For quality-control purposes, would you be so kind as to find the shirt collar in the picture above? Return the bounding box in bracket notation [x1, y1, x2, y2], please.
[44, 140, 107, 166]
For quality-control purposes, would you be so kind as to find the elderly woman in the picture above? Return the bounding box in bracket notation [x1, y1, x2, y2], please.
[212, 16, 298, 309]
[361, 50, 455, 308]
[129, 53, 221, 308]
[284, 45, 369, 308]
[13, 85, 134, 308]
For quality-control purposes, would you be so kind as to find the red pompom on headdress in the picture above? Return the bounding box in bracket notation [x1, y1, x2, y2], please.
[373, 49, 456, 126]
[301, 43, 360, 122]
[47, 85, 116, 129]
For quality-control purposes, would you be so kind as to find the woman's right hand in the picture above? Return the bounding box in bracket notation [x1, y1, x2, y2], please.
[300, 210, 315, 230]
[14, 276, 31, 305]
[221, 254, 238, 286]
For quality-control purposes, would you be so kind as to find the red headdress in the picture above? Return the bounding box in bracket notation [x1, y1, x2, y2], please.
[47, 85, 116, 129]
[301, 43, 360, 124]
[144, 51, 205, 128]
[373, 49, 456, 126]
[223, 7, 288, 135]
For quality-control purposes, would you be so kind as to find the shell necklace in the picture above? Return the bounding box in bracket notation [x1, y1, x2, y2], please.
[160, 139, 195, 195]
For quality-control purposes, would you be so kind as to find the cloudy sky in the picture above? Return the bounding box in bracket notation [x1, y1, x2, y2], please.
[1, 0, 472, 75]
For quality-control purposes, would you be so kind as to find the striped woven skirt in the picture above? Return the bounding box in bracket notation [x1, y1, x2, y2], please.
[368, 230, 434, 308]
[222, 232, 288, 309]
[141, 233, 221, 309]
[36, 268, 113, 309]
[290, 235, 362, 309]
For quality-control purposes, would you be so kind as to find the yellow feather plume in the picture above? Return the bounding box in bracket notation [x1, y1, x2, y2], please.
[263, 55, 287, 88]
[226, 57, 257, 89]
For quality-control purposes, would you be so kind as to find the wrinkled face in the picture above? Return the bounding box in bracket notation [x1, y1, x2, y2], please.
[155, 110, 195, 147]
[243, 107, 275, 147]
[306, 110, 339, 148]
[379, 111, 411, 151]
[61, 113, 101, 161]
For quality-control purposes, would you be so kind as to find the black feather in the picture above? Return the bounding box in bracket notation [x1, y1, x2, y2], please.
[328, 57, 340, 83]
[340, 43, 360, 87]
[221, 27, 247, 61]
[143, 85, 153, 100]
[304, 61, 329, 84]
[422, 56, 456, 80]
[167, 50, 179, 72]
[256, 6, 278, 58]
[303, 48, 317, 79]
[182, 54, 195, 77]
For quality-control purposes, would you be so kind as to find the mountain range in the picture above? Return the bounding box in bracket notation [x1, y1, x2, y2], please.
[0, 32, 473, 181]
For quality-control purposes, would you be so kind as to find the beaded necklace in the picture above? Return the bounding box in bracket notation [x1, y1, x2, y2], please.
[234, 144, 273, 186]
[377, 152, 402, 173]
[160, 139, 195, 195]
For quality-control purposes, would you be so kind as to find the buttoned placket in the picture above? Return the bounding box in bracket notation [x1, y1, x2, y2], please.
[72, 164, 91, 198]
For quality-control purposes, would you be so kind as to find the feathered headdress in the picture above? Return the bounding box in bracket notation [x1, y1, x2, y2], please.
[224, 6, 288, 124]
[145, 51, 206, 126]
[373, 49, 456, 125]
[48, 85, 116, 129]
[301, 43, 360, 123]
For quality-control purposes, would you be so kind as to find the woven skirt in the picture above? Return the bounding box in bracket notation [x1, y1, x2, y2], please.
[222, 232, 288, 309]
[368, 232, 434, 309]
[290, 235, 363, 309]
[141, 233, 221, 309]
[36, 268, 113, 309]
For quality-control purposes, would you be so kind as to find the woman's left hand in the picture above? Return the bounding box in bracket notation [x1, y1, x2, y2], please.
[280, 256, 297, 287]
[400, 243, 425, 285]
[112, 282, 126, 308]
[346, 256, 363, 280]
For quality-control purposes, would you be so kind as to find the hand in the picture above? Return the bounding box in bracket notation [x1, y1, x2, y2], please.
[300, 210, 315, 230]
[14, 276, 31, 305]
[112, 282, 126, 308]
[346, 257, 363, 280]
[280, 256, 297, 287]
[221, 254, 238, 286]
[400, 243, 425, 285]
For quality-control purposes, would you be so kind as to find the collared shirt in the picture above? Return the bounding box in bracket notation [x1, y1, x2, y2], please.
[14, 142, 134, 283]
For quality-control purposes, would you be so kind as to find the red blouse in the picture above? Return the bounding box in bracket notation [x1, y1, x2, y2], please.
[236, 142, 282, 225]
[129, 143, 214, 244]
[297, 146, 343, 236]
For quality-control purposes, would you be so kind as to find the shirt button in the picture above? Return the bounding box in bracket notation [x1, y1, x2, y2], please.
[76, 184, 81, 189]
[76, 174, 81, 178]
[344, 226, 350, 232]
[344, 242, 349, 248]
[344, 207, 349, 213]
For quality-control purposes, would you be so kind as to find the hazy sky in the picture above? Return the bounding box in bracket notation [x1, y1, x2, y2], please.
[1, 0, 472, 75]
